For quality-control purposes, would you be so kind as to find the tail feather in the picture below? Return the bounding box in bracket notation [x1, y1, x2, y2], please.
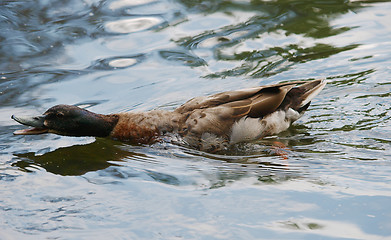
[297, 79, 327, 108]
[279, 79, 326, 112]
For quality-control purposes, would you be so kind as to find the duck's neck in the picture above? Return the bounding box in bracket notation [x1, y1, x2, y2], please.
[109, 110, 179, 143]
[81, 113, 119, 138]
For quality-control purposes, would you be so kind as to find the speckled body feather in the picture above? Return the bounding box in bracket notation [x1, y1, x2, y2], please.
[109, 79, 326, 151]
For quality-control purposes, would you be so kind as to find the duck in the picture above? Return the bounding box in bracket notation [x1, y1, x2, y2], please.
[12, 79, 326, 152]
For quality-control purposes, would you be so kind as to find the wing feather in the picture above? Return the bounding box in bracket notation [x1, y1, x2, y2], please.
[175, 81, 308, 114]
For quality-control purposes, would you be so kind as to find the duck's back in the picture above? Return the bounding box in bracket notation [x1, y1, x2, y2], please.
[175, 80, 326, 152]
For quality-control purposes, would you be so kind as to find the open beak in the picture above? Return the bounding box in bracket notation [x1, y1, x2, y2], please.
[11, 115, 48, 135]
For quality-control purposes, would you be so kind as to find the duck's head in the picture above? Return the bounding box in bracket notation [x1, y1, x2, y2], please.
[12, 104, 118, 137]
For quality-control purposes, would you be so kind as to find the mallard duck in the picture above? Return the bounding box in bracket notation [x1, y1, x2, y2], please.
[12, 79, 326, 152]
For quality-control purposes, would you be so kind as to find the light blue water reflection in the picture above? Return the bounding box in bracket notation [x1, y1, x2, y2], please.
[1, 0, 391, 239]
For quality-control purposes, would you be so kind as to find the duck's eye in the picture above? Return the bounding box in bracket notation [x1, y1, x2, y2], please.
[56, 112, 65, 118]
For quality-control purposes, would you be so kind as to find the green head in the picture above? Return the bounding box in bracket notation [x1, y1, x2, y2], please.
[12, 105, 118, 137]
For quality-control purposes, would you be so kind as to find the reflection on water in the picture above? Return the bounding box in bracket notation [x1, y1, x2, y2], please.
[14, 139, 128, 175]
[13, 137, 305, 188]
[105, 17, 164, 34]
[1, 0, 391, 239]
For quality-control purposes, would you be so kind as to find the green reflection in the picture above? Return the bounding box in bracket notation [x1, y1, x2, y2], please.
[13, 139, 145, 176]
[174, 0, 375, 78]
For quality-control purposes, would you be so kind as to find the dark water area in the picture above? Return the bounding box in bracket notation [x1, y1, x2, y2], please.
[1, 0, 391, 239]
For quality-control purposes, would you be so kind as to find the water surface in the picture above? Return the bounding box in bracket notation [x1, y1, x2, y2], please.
[1, 0, 391, 239]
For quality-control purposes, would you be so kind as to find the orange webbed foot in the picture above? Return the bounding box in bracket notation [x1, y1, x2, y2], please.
[269, 141, 290, 160]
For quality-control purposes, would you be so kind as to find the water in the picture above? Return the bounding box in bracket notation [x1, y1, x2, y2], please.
[1, 0, 391, 239]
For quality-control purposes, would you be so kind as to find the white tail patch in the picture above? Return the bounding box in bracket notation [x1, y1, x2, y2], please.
[229, 108, 301, 144]
[230, 117, 264, 144]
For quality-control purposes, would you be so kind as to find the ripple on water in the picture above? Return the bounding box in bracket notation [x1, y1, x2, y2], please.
[2, 0, 391, 239]
[268, 217, 385, 240]
[159, 49, 207, 67]
[105, 17, 164, 34]
[109, 0, 157, 10]
[89, 54, 145, 70]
